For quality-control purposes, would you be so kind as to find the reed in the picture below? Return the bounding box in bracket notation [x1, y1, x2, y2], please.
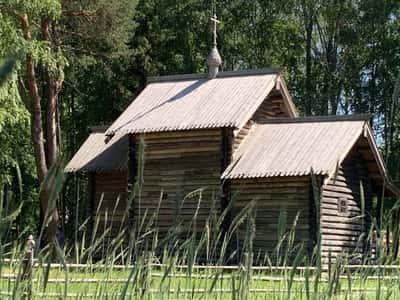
[1, 157, 400, 299]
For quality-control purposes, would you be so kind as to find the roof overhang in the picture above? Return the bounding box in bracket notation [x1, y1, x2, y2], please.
[326, 121, 400, 198]
[274, 75, 298, 118]
[106, 68, 298, 136]
[359, 124, 399, 198]
[223, 115, 400, 198]
[65, 128, 128, 173]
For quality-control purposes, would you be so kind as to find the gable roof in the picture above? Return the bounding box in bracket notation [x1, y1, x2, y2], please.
[222, 115, 399, 197]
[65, 127, 128, 173]
[106, 69, 297, 135]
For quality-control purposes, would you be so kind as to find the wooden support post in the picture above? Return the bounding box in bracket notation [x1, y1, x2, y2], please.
[393, 209, 400, 258]
[126, 135, 137, 243]
[22, 235, 35, 299]
[308, 177, 318, 257]
[220, 128, 232, 260]
[309, 173, 322, 265]
[87, 173, 95, 238]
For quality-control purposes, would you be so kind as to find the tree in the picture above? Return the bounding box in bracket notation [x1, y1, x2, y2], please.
[59, 0, 136, 240]
[0, 0, 64, 245]
[129, 0, 303, 89]
[1, 0, 137, 245]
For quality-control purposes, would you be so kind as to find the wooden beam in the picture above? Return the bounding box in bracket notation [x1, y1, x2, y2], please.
[126, 134, 137, 241]
[87, 172, 95, 238]
[308, 177, 318, 255]
[221, 128, 233, 257]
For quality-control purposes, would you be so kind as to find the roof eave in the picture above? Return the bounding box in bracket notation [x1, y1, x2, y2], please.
[386, 180, 400, 198]
[364, 124, 400, 198]
[146, 68, 281, 83]
[363, 124, 388, 179]
[275, 75, 298, 118]
[337, 122, 400, 199]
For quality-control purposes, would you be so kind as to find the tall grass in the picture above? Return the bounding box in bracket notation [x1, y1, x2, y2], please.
[1, 157, 400, 299]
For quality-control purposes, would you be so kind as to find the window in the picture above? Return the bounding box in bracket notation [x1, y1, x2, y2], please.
[338, 198, 348, 215]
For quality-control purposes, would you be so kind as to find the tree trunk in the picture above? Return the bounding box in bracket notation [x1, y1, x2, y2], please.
[304, 6, 313, 116]
[41, 18, 61, 246]
[21, 14, 59, 247]
[42, 18, 58, 167]
[20, 14, 48, 183]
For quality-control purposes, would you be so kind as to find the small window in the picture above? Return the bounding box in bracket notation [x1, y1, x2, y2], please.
[338, 198, 348, 215]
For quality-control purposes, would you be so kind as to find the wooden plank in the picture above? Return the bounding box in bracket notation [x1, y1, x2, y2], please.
[231, 176, 311, 260]
[141, 129, 221, 139]
[134, 129, 223, 247]
[319, 150, 374, 262]
[234, 177, 309, 184]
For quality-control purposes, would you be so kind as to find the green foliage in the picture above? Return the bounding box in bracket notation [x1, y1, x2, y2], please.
[129, 0, 303, 83]
[4, 0, 61, 19]
[58, 0, 137, 240]
[0, 0, 64, 67]
[0, 58, 15, 86]
[0, 0, 400, 244]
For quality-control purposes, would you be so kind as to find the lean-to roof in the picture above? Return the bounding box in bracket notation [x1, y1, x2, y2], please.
[222, 115, 400, 197]
[222, 116, 367, 179]
[65, 128, 128, 173]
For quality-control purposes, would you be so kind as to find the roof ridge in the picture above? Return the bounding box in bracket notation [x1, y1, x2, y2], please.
[90, 125, 109, 133]
[263, 114, 371, 124]
[147, 68, 281, 83]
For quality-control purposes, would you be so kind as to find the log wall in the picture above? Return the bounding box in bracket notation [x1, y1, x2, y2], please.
[233, 121, 252, 154]
[232, 89, 291, 158]
[133, 129, 223, 239]
[252, 90, 290, 122]
[93, 171, 128, 238]
[320, 150, 374, 262]
[231, 177, 312, 260]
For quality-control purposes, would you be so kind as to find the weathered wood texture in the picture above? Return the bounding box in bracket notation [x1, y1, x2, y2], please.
[93, 171, 128, 237]
[133, 129, 223, 239]
[232, 89, 290, 156]
[231, 177, 311, 258]
[252, 90, 290, 122]
[233, 121, 252, 154]
[320, 150, 373, 261]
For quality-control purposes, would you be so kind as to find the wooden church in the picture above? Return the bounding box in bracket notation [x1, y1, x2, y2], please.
[66, 17, 400, 262]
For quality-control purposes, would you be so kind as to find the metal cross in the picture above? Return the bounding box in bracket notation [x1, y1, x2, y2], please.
[211, 14, 220, 47]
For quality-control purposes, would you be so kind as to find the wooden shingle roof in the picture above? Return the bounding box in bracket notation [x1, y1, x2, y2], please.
[222, 115, 400, 197]
[65, 128, 128, 173]
[106, 69, 297, 135]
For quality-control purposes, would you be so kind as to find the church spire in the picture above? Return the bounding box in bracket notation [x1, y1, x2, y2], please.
[207, 14, 222, 79]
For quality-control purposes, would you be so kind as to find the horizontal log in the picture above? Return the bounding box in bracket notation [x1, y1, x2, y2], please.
[321, 228, 361, 237]
[322, 234, 362, 242]
[321, 203, 361, 213]
[140, 129, 221, 139]
[321, 245, 362, 253]
[321, 222, 362, 231]
[321, 215, 365, 224]
[145, 141, 221, 151]
[146, 147, 220, 157]
[233, 186, 309, 194]
[94, 171, 127, 179]
[133, 210, 216, 217]
[321, 239, 363, 247]
[322, 191, 357, 201]
[232, 177, 309, 184]
[233, 182, 309, 189]
[321, 197, 361, 208]
[94, 192, 127, 201]
[143, 136, 221, 144]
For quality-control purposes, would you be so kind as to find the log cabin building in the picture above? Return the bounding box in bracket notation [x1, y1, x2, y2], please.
[66, 19, 400, 263]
